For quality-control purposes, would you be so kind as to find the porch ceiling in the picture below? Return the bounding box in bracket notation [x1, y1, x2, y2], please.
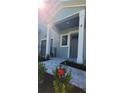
[54, 16, 79, 31]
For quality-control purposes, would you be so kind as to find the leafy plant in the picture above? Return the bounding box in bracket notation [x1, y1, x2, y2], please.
[38, 54, 50, 62]
[38, 55, 46, 62]
[53, 65, 73, 93]
[46, 54, 50, 60]
[38, 63, 46, 81]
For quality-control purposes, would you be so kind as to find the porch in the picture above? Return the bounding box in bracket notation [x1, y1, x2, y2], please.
[44, 10, 85, 64]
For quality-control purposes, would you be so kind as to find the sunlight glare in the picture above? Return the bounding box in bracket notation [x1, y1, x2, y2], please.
[39, 0, 46, 9]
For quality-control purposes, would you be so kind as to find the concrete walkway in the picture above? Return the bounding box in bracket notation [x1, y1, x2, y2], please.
[42, 58, 66, 74]
[41, 58, 86, 90]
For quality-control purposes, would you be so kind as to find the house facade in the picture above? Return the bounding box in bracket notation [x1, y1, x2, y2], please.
[38, 0, 86, 64]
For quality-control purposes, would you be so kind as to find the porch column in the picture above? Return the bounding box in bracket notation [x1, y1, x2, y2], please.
[46, 24, 51, 57]
[77, 10, 85, 64]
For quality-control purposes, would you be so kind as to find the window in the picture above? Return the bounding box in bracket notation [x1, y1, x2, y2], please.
[61, 35, 68, 46]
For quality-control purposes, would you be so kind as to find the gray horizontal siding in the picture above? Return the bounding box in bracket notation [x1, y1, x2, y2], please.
[56, 47, 68, 58]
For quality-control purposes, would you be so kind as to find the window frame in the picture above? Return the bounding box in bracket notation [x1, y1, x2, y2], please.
[60, 34, 69, 47]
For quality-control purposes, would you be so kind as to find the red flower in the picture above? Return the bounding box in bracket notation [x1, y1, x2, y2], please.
[58, 68, 65, 79]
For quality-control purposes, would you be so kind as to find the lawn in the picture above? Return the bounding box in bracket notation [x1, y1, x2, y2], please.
[38, 73, 86, 93]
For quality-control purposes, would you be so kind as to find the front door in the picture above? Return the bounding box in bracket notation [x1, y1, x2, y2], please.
[50, 39, 53, 57]
[41, 40, 46, 57]
[70, 33, 78, 58]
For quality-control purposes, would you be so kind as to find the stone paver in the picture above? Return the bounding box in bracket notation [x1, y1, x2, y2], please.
[40, 58, 86, 90]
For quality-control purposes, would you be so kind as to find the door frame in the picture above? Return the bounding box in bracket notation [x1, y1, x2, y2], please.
[50, 38, 54, 57]
[41, 38, 46, 49]
[69, 32, 78, 58]
[41, 38, 46, 56]
[41, 37, 54, 56]
[68, 30, 78, 58]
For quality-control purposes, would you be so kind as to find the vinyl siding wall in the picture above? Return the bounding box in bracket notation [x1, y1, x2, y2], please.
[38, 23, 47, 54]
[56, 27, 79, 58]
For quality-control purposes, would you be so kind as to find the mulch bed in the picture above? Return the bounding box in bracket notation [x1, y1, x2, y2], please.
[38, 73, 86, 93]
[38, 56, 50, 62]
[61, 60, 86, 71]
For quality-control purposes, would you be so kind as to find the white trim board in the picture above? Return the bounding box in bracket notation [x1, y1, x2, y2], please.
[53, 12, 79, 24]
[40, 38, 46, 45]
[48, 3, 85, 22]
[40, 37, 53, 49]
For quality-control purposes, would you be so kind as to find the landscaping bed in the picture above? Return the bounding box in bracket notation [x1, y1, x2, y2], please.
[38, 55, 50, 62]
[61, 60, 86, 71]
[38, 73, 86, 93]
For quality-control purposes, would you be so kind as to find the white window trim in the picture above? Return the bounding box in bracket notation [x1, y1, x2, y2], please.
[41, 38, 46, 41]
[60, 34, 69, 47]
[53, 12, 79, 24]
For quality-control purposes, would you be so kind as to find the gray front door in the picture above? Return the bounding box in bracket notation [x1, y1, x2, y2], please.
[50, 39, 53, 57]
[70, 33, 78, 58]
[41, 40, 46, 57]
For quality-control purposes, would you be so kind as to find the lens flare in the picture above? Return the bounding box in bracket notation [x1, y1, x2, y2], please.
[39, 0, 46, 9]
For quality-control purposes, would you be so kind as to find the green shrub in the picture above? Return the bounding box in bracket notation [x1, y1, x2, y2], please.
[46, 54, 50, 60]
[38, 54, 50, 62]
[53, 66, 73, 93]
[61, 60, 86, 71]
[38, 63, 46, 80]
[38, 55, 46, 62]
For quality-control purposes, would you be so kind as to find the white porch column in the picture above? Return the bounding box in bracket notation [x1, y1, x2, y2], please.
[46, 24, 51, 56]
[77, 10, 85, 64]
